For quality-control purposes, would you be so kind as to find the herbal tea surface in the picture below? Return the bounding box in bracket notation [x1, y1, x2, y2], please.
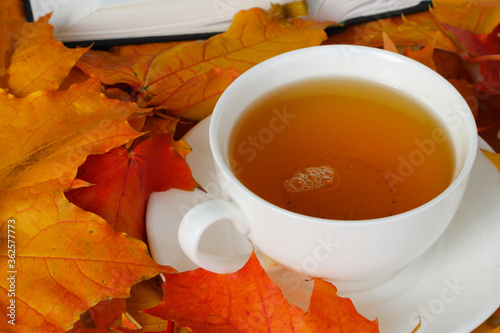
[229, 79, 455, 220]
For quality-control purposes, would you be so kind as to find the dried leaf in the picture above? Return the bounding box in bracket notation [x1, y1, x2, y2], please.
[324, 11, 457, 52]
[145, 252, 378, 332]
[432, 0, 500, 34]
[403, 40, 437, 71]
[433, 49, 472, 80]
[0, 0, 25, 87]
[7, 15, 88, 96]
[76, 41, 187, 90]
[68, 298, 126, 332]
[382, 31, 399, 53]
[76, 8, 330, 120]
[444, 23, 500, 94]
[142, 8, 329, 101]
[448, 78, 479, 118]
[65, 133, 199, 241]
[122, 277, 172, 333]
[148, 67, 241, 120]
[482, 149, 500, 172]
[304, 279, 379, 332]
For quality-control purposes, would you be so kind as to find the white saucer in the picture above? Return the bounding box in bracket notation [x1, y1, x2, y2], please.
[146, 116, 500, 333]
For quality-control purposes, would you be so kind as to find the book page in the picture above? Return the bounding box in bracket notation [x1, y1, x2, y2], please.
[29, 0, 101, 33]
[99, 0, 147, 6]
[307, 0, 430, 22]
[37, 0, 431, 42]
[54, 0, 290, 41]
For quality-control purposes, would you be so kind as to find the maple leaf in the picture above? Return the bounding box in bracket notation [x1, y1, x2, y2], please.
[431, 0, 500, 34]
[403, 40, 437, 71]
[7, 14, 88, 97]
[482, 149, 500, 172]
[0, 0, 24, 87]
[145, 252, 379, 332]
[75, 8, 330, 120]
[433, 48, 473, 80]
[67, 298, 126, 332]
[75, 41, 187, 91]
[381, 32, 479, 117]
[113, 277, 173, 333]
[65, 132, 199, 241]
[443, 23, 500, 94]
[304, 279, 379, 332]
[324, 10, 457, 52]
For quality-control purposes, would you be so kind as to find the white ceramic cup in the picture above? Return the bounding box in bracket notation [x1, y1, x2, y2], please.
[178, 45, 478, 281]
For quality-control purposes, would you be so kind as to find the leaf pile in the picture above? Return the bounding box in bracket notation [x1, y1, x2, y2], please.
[0, 0, 499, 332]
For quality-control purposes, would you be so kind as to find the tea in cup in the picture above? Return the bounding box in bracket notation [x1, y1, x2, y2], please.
[178, 45, 477, 281]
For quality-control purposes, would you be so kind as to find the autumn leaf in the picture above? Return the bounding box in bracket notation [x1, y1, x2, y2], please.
[381, 32, 478, 117]
[76, 8, 330, 120]
[145, 252, 378, 332]
[324, 9, 458, 52]
[482, 149, 500, 172]
[67, 298, 126, 332]
[65, 132, 199, 241]
[433, 49, 472, 80]
[304, 279, 379, 332]
[0, 0, 24, 87]
[443, 23, 500, 94]
[403, 39, 437, 70]
[382, 31, 399, 53]
[141, 8, 329, 103]
[147, 67, 241, 121]
[115, 277, 173, 333]
[7, 14, 88, 97]
[432, 0, 500, 34]
[75, 41, 188, 93]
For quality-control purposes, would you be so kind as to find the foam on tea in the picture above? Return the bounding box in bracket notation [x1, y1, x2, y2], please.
[228, 79, 455, 220]
[282, 166, 338, 193]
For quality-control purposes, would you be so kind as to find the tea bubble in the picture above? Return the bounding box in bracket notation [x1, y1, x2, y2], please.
[283, 166, 337, 193]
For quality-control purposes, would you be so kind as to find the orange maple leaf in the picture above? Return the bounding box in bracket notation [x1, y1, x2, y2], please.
[65, 133, 199, 241]
[7, 14, 88, 97]
[145, 252, 379, 332]
[443, 23, 500, 94]
[75, 8, 330, 120]
[0, 0, 24, 87]
[324, 9, 457, 52]
[381, 32, 479, 118]
[431, 0, 500, 34]
[482, 150, 500, 172]
[67, 298, 126, 332]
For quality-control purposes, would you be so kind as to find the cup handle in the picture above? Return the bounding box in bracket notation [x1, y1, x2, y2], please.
[178, 198, 251, 274]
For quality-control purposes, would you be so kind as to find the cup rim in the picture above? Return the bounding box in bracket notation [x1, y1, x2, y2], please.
[210, 45, 478, 226]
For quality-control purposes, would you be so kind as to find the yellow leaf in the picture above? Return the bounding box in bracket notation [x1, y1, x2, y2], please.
[8, 15, 88, 96]
[482, 149, 500, 173]
[0, 0, 25, 87]
[433, 0, 500, 33]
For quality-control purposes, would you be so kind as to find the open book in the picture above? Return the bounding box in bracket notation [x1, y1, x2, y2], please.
[23, 0, 432, 46]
